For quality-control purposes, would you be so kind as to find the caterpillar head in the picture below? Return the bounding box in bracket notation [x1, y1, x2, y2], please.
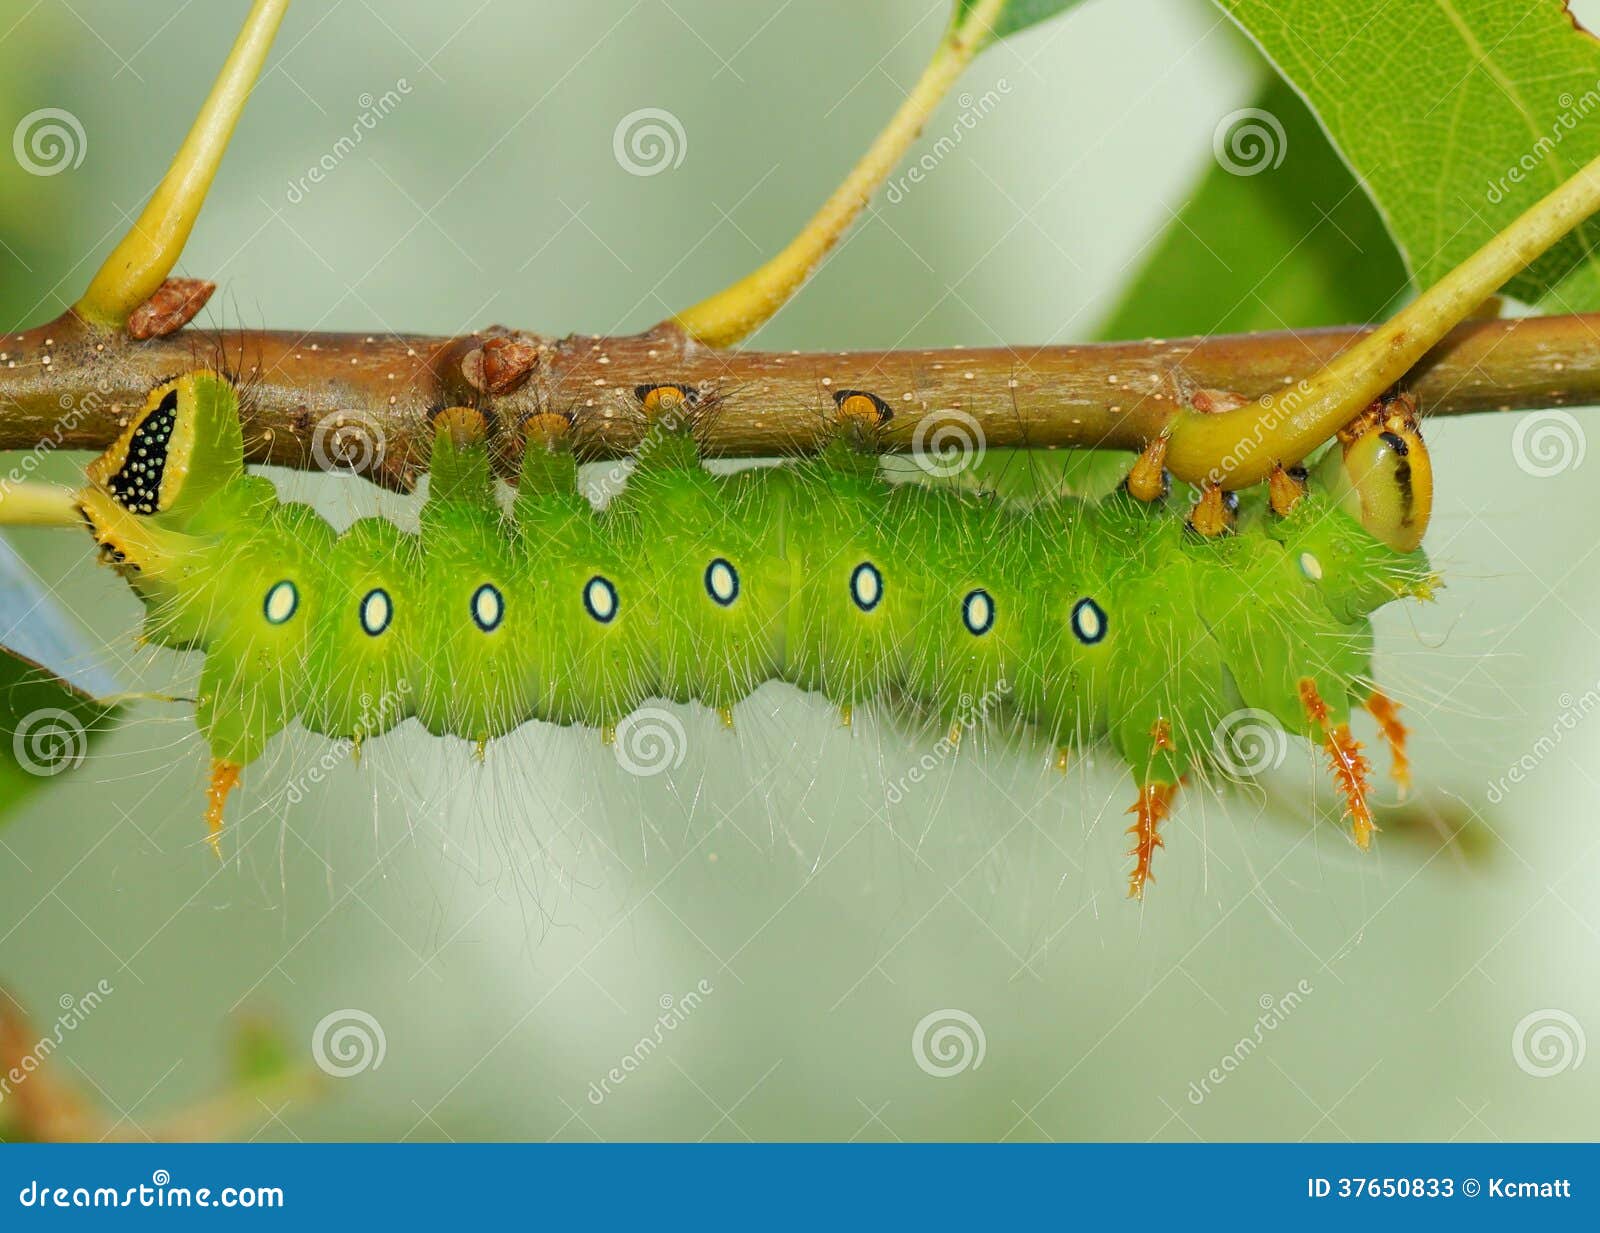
[1326, 393, 1433, 553]
[78, 370, 245, 572]
[85, 371, 245, 520]
[1273, 492, 1435, 623]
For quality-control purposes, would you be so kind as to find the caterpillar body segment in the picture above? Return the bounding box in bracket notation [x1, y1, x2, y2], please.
[77, 373, 1435, 892]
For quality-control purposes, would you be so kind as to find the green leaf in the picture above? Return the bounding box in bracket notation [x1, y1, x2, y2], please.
[1101, 73, 1407, 338]
[953, 0, 1087, 44]
[1218, 0, 1600, 308]
[972, 69, 1408, 500]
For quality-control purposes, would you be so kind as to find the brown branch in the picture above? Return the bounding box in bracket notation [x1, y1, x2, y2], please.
[3, 308, 1597, 490]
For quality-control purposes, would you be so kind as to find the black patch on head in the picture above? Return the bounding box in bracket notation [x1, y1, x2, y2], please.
[1381, 430, 1415, 524]
[108, 389, 178, 515]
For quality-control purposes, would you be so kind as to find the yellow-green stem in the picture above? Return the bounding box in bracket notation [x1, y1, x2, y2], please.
[0, 482, 81, 527]
[1166, 147, 1600, 488]
[671, 0, 1004, 348]
[74, 0, 289, 329]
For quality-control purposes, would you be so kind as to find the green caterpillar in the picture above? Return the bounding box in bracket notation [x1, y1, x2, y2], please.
[74, 372, 1435, 897]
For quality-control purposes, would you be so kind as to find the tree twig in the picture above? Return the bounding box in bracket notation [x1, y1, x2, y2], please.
[673, 0, 1007, 347]
[1, 308, 1596, 491]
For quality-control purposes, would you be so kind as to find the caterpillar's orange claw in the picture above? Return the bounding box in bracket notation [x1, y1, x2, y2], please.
[1299, 681, 1377, 850]
[1365, 689, 1411, 798]
[1126, 782, 1178, 900]
[204, 759, 241, 861]
[1125, 436, 1170, 502]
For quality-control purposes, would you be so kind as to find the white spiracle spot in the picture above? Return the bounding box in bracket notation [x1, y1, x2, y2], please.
[911, 409, 986, 479]
[311, 411, 387, 474]
[13, 108, 87, 176]
[1512, 410, 1585, 477]
[614, 707, 688, 777]
[613, 107, 687, 177]
[13, 707, 88, 777]
[1212, 708, 1289, 778]
[311, 1008, 387, 1077]
[1511, 1008, 1586, 1077]
[911, 1008, 986, 1078]
[1212, 107, 1287, 177]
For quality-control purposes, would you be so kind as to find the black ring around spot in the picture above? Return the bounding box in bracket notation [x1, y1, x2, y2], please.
[471, 583, 504, 632]
[584, 575, 619, 624]
[850, 561, 883, 612]
[962, 588, 994, 636]
[1071, 597, 1107, 645]
[360, 587, 392, 637]
[263, 580, 298, 625]
[705, 557, 739, 607]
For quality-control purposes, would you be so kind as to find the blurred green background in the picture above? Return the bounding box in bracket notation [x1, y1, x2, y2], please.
[0, 0, 1596, 1140]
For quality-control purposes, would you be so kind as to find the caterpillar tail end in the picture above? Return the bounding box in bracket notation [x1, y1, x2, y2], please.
[204, 759, 242, 861]
[1299, 681, 1376, 851]
[1364, 689, 1411, 799]
[1126, 782, 1178, 900]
